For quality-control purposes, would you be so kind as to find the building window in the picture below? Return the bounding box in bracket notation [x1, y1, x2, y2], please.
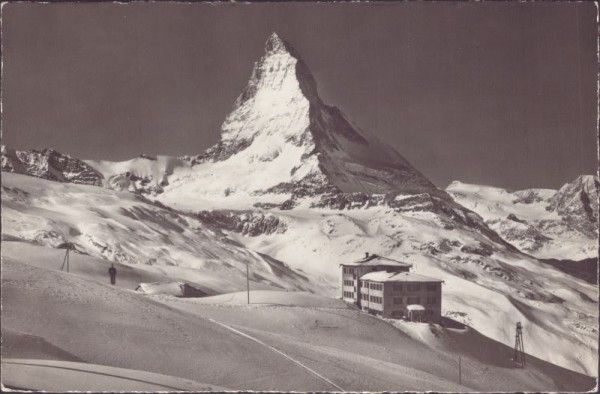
[426, 283, 437, 291]
[427, 297, 436, 305]
[370, 295, 382, 304]
[393, 284, 402, 292]
[407, 296, 420, 304]
[393, 297, 403, 305]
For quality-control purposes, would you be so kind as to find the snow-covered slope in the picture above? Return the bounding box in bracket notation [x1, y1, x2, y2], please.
[85, 154, 190, 195]
[7, 164, 598, 375]
[1, 359, 226, 392]
[447, 176, 599, 260]
[2, 252, 594, 391]
[219, 205, 598, 376]
[1, 173, 328, 295]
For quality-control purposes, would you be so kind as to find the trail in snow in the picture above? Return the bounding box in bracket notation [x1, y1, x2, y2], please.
[205, 317, 345, 392]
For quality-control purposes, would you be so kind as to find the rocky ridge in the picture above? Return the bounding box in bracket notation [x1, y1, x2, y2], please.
[447, 176, 599, 260]
[1, 145, 103, 186]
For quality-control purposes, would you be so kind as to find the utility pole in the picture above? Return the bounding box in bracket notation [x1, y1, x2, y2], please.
[459, 355, 462, 385]
[246, 263, 250, 305]
[60, 247, 70, 272]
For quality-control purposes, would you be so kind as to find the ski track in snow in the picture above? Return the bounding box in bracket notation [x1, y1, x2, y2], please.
[205, 317, 345, 391]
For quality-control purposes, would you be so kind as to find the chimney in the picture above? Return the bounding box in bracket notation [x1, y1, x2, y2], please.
[365, 252, 369, 259]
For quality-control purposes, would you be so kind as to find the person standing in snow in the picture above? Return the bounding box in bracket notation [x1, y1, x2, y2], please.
[108, 264, 117, 285]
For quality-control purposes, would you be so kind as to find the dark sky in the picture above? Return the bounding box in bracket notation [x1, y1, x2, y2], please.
[2, 2, 597, 190]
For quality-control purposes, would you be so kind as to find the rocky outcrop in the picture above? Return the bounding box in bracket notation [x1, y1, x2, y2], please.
[1, 145, 103, 186]
[197, 210, 287, 236]
[547, 175, 599, 236]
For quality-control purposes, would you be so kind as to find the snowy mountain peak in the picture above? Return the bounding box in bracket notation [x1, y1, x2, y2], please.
[184, 33, 442, 205]
[265, 32, 290, 54]
[225, 32, 319, 127]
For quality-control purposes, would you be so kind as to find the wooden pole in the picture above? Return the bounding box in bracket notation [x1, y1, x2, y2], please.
[246, 263, 250, 305]
[459, 355, 462, 385]
[61, 248, 69, 271]
[522, 336, 526, 367]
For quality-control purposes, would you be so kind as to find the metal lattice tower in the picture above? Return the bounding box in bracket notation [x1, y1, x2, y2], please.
[513, 321, 525, 367]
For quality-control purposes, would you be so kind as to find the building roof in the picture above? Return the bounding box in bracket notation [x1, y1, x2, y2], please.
[340, 254, 412, 268]
[360, 271, 443, 283]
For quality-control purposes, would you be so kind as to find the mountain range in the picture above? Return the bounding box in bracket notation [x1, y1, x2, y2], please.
[1, 32, 598, 377]
[447, 175, 599, 262]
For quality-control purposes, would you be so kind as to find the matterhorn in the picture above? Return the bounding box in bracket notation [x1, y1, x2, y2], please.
[153, 32, 444, 211]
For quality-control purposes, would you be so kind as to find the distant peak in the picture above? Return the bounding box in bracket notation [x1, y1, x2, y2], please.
[265, 32, 291, 55]
[268, 31, 282, 42]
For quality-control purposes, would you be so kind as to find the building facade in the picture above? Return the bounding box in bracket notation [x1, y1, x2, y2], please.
[340, 253, 412, 307]
[341, 254, 443, 322]
[360, 272, 443, 322]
